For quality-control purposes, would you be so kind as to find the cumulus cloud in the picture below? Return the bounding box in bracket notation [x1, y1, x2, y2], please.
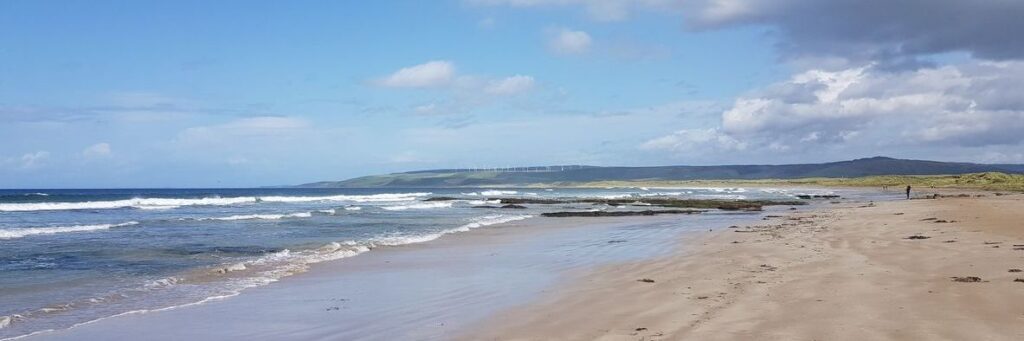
[477, 0, 1024, 65]
[641, 128, 746, 153]
[82, 142, 112, 158]
[681, 0, 1024, 65]
[4, 151, 51, 169]
[548, 28, 592, 55]
[375, 60, 456, 88]
[484, 75, 536, 95]
[643, 60, 1024, 158]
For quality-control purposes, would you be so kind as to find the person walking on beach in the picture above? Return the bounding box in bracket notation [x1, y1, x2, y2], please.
[906, 185, 911, 200]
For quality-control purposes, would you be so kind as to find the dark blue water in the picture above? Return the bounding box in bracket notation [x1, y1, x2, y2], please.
[0, 186, 860, 339]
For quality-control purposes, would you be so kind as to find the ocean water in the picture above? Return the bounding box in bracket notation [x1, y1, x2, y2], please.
[0, 186, 853, 339]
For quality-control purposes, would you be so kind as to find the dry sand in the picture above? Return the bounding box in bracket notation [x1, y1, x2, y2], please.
[462, 192, 1024, 340]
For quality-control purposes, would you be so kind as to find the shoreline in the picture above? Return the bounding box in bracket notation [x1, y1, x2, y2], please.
[460, 191, 1024, 340]
[14, 211, 765, 340]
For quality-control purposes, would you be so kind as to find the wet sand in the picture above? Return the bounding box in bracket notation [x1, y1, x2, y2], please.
[462, 192, 1024, 340]
[19, 213, 760, 340]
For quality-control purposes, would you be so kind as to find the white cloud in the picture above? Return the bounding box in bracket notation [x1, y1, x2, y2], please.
[484, 75, 536, 95]
[721, 61, 1024, 147]
[641, 128, 746, 153]
[82, 142, 112, 158]
[6, 151, 51, 169]
[375, 60, 456, 88]
[176, 116, 311, 146]
[548, 29, 592, 55]
[642, 60, 1024, 162]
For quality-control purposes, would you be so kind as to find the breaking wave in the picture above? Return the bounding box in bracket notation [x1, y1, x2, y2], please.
[381, 202, 453, 211]
[0, 193, 430, 212]
[0, 222, 139, 240]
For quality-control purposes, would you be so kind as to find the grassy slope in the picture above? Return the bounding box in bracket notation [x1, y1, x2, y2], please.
[551, 172, 1024, 192]
[304, 158, 1023, 188]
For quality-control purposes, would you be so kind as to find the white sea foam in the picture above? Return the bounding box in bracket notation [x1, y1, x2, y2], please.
[0, 222, 139, 239]
[480, 190, 517, 196]
[381, 202, 453, 211]
[343, 206, 362, 211]
[198, 212, 314, 221]
[0, 193, 431, 212]
[369, 214, 532, 246]
[257, 192, 430, 203]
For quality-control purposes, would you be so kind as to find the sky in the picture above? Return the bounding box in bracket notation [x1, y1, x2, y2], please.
[2, 0, 1023, 188]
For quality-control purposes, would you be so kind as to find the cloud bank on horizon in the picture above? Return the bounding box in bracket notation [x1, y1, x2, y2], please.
[1, 0, 1022, 187]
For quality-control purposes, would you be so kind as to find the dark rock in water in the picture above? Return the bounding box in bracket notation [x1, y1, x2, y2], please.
[472, 205, 501, 209]
[491, 198, 568, 204]
[951, 276, 983, 283]
[637, 278, 655, 283]
[541, 209, 703, 217]
[796, 194, 841, 199]
[501, 204, 527, 209]
[905, 235, 931, 240]
[424, 196, 460, 201]
[490, 197, 805, 211]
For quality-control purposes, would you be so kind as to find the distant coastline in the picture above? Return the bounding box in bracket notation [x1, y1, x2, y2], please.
[296, 157, 1024, 191]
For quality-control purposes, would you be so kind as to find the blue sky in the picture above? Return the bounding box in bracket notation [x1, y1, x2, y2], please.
[3, 1, 1023, 187]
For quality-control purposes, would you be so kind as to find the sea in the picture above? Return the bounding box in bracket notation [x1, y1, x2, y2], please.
[0, 186, 865, 339]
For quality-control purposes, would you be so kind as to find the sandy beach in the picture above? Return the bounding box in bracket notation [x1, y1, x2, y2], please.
[462, 191, 1024, 340]
[10, 189, 1023, 340]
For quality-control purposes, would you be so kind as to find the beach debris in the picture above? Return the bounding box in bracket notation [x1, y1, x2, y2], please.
[950, 276, 983, 283]
[326, 306, 340, 311]
[1008, 269, 1022, 273]
[635, 327, 647, 331]
[1015, 279, 1024, 283]
[894, 212, 904, 215]
[760, 264, 778, 271]
[905, 235, 931, 240]
[943, 240, 957, 243]
[1014, 245, 1024, 250]
[983, 241, 1002, 245]
[638, 278, 656, 283]
[696, 296, 709, 299]
[921, 217, 938, 221]
[934, 219, 950, 223]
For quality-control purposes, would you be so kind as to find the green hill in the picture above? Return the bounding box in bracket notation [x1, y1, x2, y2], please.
[297, 157, 1024, 188]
